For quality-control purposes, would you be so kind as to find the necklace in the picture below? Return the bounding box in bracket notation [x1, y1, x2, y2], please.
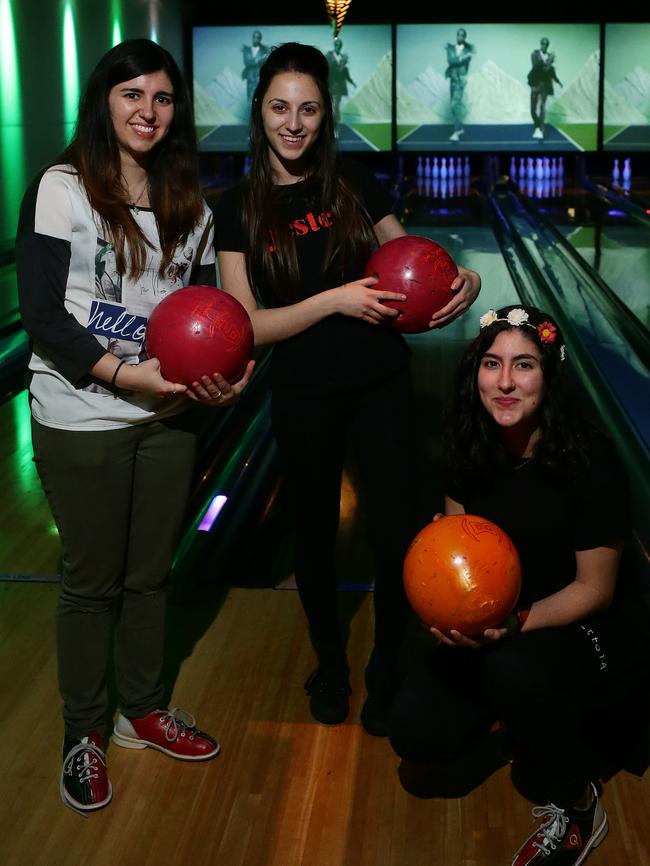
[130, 181, 149, 213]
[123, 174, 149, 213]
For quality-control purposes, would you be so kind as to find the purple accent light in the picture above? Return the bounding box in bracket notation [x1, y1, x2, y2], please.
[198, 494, 228, 532]
[607, 209, 626, 217]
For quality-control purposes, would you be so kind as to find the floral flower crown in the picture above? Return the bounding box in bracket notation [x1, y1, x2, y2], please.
[479, 308, 566, 361]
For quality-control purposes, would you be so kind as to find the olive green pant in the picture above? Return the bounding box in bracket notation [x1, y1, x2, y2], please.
[32, 415, 197, 738]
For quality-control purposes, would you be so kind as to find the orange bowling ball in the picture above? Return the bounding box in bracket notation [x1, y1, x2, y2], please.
[403, 514, 521, 635]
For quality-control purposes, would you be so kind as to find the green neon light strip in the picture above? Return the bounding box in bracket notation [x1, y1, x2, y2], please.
[0, 0, 25, 239]
[0, 0, 21, 124]
[62, 1, 79, 142]
[111, 0, 122, 46]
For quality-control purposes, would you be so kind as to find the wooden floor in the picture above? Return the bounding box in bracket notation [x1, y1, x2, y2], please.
[1, 581, 649, 866]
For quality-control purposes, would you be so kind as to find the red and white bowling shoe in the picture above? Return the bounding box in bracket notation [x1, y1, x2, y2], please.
[60, 733, 112, 814]
[112, 707, 220, 760]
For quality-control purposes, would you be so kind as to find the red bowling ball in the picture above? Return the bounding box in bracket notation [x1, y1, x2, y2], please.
[363, 235, 458, 333]
[145, 285, 254, 386]
[403, 514, 522, 635]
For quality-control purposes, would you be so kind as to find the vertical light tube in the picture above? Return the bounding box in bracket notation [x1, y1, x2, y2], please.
[149, 0, 159, 43]
[62, 0, 79, 144]
[0, 0, 25, 240]
[111, 0, 122, 46]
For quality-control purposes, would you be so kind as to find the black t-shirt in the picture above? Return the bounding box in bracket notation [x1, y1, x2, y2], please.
[213, 158, 410, 394]
[447, 437, 631, 610]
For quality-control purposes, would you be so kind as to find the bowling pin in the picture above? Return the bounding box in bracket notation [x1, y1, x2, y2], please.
[543, 157, 550, 179]
[463, 156, 470, 177]
[432, 156, 439, 179]
[527, 157, 534, 180]
[550, 157, 557, 178]
[623, 158, 632, 183]
[612, 158, 620, 184]
[441, 178, 448, 199]
[417, 156, 423, 177]
[424, 156, 431, 178]
[440, 157, 448, 180]
[535, 158, 544, 180]
[510, 156, 517, 179]
[449, 157, 455, 179]
[558, 157, 564, 178]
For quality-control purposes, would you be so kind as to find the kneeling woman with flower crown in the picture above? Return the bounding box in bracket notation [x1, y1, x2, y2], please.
[388, 305, 650, 866]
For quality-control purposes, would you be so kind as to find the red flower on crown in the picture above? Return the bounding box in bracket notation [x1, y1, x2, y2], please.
[538, 322, 557, 343]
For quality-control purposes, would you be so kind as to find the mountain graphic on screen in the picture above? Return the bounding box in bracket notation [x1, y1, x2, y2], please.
[203, 68, 249, 122]
[548, 51, 599, 123]
[602, 80, 646, 124]
[406, 67, 449, 112]
[614, 65, 650, 119]
[463, 61, 530, 122]
[194, 80, 241, 126]
[397, 79, 439, 123]
[342, 52, 392, 123]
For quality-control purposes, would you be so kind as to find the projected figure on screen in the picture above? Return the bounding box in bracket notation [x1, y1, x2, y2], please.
[528, 37, 563, 140]
[242, 30, 270, 103]
[445, 28, 474, 142]
[326, 37, 356, 128]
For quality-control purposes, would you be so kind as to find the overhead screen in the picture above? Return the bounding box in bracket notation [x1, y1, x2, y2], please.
[193, 24, 392, 152]
[396, 23, 600, 152]
[603, 23, 650, 151]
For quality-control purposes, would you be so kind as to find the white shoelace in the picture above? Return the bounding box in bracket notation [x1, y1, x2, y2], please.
[159, 707, 197, 742]
[63, 739, 105, 783]
[60, 737, 107, 817]
[530, 803, 569, 856]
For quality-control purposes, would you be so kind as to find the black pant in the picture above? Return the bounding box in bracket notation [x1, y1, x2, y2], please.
[32, 416, 197, 737]
[389, 624, 643, 806]
[271, 368, 419, 675]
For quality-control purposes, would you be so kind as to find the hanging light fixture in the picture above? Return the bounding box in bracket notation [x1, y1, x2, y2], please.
[324, 0, 352, 37]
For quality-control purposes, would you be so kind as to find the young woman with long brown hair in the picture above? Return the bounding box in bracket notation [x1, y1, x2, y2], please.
[214, 42, 481, 734]
[17, 38, 253, 814]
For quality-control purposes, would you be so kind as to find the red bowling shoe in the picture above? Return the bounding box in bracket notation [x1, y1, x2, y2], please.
[112, 708, 220, 760]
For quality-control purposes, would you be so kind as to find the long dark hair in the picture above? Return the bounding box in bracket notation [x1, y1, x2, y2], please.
[57, 38, 203, 279]
[446, 305, 593, 486]
[241, 42, 377, 305]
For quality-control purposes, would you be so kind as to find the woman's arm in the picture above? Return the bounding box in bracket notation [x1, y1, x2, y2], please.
[17, 173, 108, 385]
[440, 498, 620, 644]
[521, 545, 620, 631]
[217, 249, 405, 345]
[444, 495, 465, 516]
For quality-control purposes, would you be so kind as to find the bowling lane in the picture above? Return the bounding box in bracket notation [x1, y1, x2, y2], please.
[557, 220, 650, 330]
[518, 183, 650, 331]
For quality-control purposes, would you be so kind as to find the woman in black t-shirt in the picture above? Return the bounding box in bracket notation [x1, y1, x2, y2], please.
[388, 304, 650, 866]
[213, 42, 481, 733]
